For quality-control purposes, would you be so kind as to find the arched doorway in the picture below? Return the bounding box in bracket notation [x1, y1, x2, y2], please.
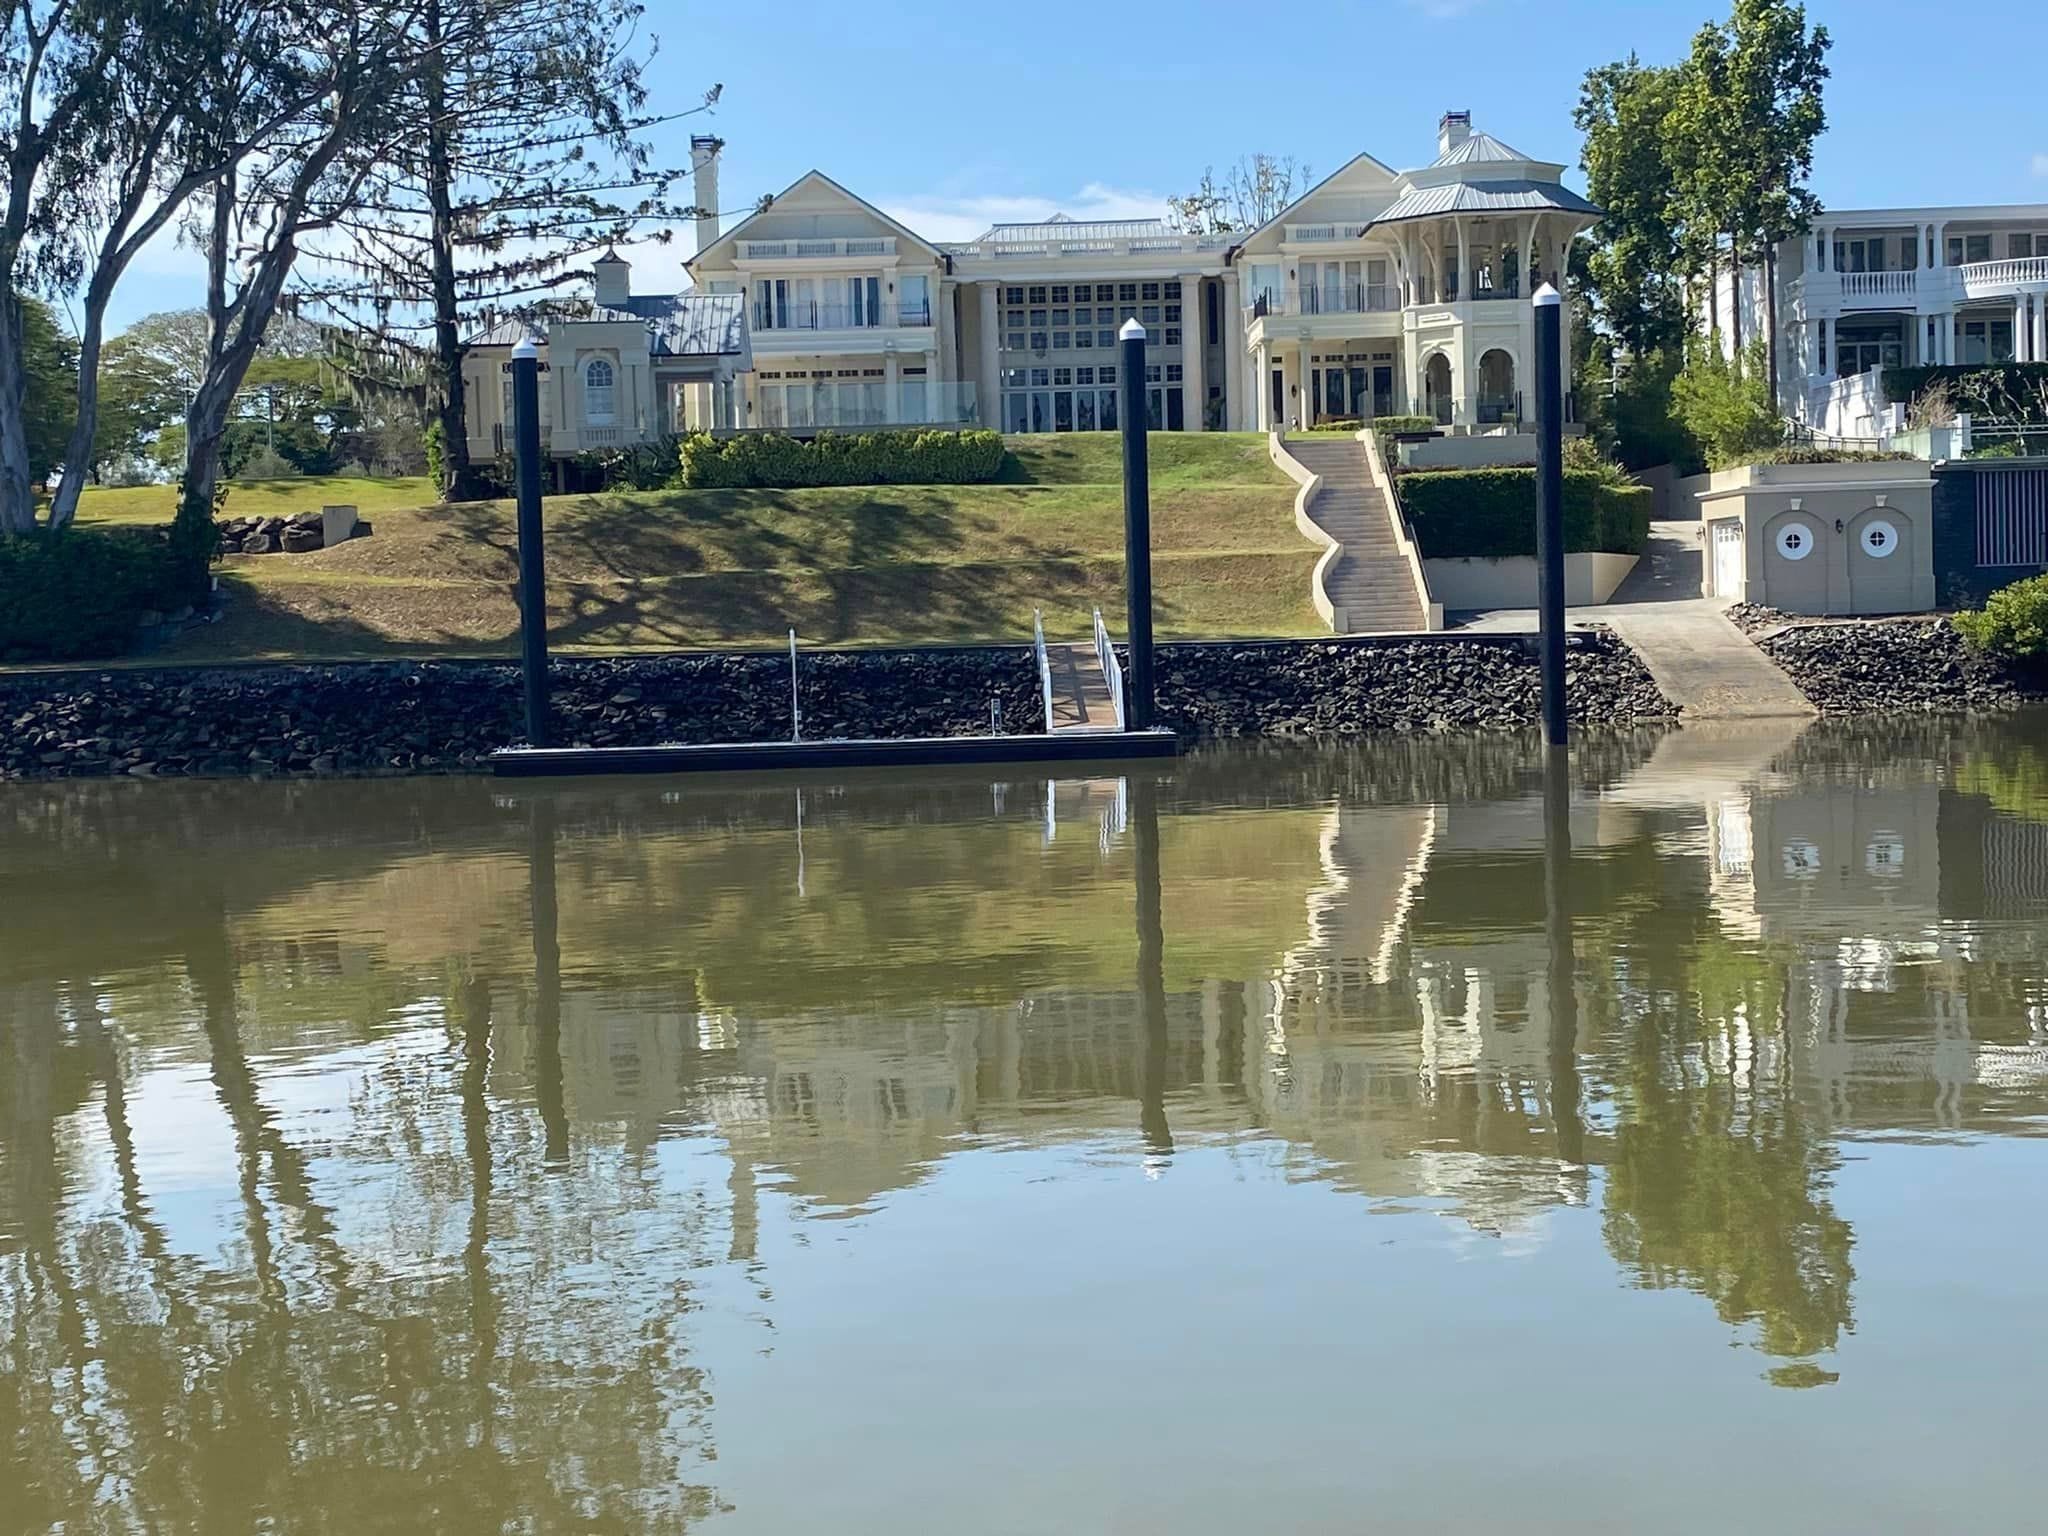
[1847, 506, 1914, 614]
[1478, 349, 1516, 425]
[1424, 352, 1453, 425]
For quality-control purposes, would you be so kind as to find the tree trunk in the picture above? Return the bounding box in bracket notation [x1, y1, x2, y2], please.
[47, 285, 113, 528]
[1765, 246, 1781, 411]
[0, 286, 36, 532]
[1705, 244, 1719, 349]
[423, 0, 486, 503]
[1728, 234, 1743, 363]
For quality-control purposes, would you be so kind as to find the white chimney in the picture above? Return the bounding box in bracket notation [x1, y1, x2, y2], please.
[593, 247, 630, 309]
[1438, 110, 1472, 156]
[691, 135, 724, 255]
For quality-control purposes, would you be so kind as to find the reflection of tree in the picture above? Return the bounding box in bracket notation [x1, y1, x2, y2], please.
[1602, 999, 1855, 1364]
[0, 919, 724, 1529]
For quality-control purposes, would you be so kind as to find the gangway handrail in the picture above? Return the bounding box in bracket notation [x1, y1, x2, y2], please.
[1092, 607, 1127, 732]
[1032, 609, 1055, 731]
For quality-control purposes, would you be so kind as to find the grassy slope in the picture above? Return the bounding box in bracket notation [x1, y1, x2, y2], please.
[72, 434, 1318, 661]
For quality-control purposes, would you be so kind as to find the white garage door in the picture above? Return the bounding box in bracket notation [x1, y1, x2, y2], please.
[1712, 520, 1744, 598]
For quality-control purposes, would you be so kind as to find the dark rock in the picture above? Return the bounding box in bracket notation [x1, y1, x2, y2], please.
[1757, 618, 2047, 716]
[280, 527, 323, 554]
[241, 533, 277, 554]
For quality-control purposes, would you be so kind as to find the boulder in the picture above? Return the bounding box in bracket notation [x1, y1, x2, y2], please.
[280, 526, 323, 554]
[241, 533, 277, 554]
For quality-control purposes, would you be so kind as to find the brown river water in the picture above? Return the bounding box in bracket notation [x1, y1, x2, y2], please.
[5, 713, 2047, 1533]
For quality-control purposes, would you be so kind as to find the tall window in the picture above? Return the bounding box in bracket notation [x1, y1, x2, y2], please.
[584, 358, 616, 423]
[898, 274, 930, 325]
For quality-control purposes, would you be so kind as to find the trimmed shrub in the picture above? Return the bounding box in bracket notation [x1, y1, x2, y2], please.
[1370, 413, 1439, 463]
[0, 527, 197, 661]
[1393, 467, 1652, 560]
[1743, 444, 1917, 466]
[1954, 573, 2048, 661]
[680, 428, 1007, 489]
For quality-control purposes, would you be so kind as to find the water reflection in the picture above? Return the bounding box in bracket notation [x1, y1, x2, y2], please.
[5, 715, 2048, 1528]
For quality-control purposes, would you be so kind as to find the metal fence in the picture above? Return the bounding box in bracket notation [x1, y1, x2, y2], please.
[1975, 464, 2048, 568]
[1093, 607, 1127, 732]
[1032, 609, 1055, 732]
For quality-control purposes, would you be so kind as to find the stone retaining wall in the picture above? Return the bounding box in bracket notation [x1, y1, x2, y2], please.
[1, 632, 1676, 782]
[1756, 618, 2047, 716]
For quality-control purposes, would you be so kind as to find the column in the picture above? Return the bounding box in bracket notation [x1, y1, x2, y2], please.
[934, 281, 957, 384]
[976, 281, 1001, 432]
[884, 352, 900, 424]
[1182, 275, 1206, 431]
[1254, 339, 1272, 431]
[1933, 223, 1949, 269]
[2034, 293, 2047, 365]
[1454, 219, 1470, 301]
[1222, 269, 1244, 429]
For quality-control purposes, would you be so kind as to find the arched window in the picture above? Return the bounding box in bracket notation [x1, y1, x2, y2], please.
[584, 357, 616, 423]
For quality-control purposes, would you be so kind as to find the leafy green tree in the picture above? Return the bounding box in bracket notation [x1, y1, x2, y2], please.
[1574, 56, 1689, 358]
[1673, 340, 1780, 468]
[18, 295, 77, 483]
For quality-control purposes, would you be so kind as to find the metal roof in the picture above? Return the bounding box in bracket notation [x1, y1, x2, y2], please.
[974, 214, 1175, 244]
[1373, 179, 1602, 225]
[464, 293, 750, 359]
[1429, 131, 1531, 168]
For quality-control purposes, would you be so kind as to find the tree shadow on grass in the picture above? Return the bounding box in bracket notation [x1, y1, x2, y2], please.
[434, 488, 972, 584]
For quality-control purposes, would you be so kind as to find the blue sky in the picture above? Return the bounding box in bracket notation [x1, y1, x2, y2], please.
[108, 0, 2048, 330]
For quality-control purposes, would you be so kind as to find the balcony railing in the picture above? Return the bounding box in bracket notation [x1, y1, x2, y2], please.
[1246, 282, 1400, 318]
[741, 236, 896, 260]
[1961, 256, 2048, 298]
[949, 233, 1233, 261]
[752, 381, 980, 432]
[1409, 277, 1526, 305]
[1838, 269, 1921, 305]
[752, 300, 934, 332]
[1286, 222, 1374, 244]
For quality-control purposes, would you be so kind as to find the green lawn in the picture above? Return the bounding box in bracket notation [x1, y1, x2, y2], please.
[76, 475, 442, 526]
[69, 434, 1323, 662]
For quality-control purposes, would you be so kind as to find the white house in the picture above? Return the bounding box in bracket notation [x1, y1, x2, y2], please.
[1709, 202, 2048, 434]
[460, 113, 1602, 458]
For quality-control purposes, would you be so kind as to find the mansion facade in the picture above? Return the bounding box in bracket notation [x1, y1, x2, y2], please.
[460, 113, 1601, 461]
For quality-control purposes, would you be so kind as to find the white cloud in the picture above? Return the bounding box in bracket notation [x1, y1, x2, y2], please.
[878, 182, 1173, 244]
[2033, 153, 2048, 178]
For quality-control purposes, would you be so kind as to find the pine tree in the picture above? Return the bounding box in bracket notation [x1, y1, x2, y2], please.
[305, 0, 716, 501]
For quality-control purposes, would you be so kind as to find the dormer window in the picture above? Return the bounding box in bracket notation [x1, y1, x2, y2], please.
[584, 358, 616, 423]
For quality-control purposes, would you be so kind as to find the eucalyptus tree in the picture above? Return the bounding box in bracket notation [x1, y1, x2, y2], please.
[1574, 55, 1689, 359]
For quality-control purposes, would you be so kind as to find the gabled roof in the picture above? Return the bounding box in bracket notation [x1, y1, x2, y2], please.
[1230, 149, 1404, 252]
[1430, 131, 1530, 168]
[1373, 179, 1603, 225]
[687, 169, 947, 271]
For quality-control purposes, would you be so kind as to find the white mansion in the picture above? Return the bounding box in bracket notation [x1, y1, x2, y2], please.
[1710, 201, 2048, 434]
[460, 114, 1601, 461]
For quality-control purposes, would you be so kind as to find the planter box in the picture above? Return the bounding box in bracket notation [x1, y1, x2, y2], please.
[1424, 553, 1639, 612]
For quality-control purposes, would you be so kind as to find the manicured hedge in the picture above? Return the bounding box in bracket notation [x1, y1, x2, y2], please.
[680, 429, 1007, 488]
[1393, 467, 1652, 560]
[0, 527, 195, 661]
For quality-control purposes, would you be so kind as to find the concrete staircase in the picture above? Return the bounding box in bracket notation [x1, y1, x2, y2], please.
[1283, 436, 1425, 633]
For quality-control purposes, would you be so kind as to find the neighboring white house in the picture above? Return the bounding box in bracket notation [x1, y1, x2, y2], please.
[1707, 202, 2048, 434]
[460, 112, 1603, 458]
